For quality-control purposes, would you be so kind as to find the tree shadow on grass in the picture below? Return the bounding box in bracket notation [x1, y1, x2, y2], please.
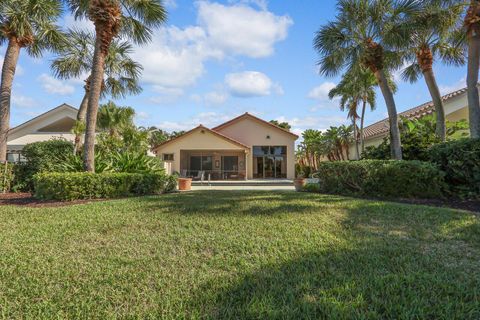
[135, 191, 349, 217]
[186, 200, 480, 319]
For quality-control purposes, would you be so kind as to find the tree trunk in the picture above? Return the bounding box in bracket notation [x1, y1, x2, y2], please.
[73, 91, 89, 154]
[374, 70, 402, 160]
[467, 27, 480, 138]
[360, 98, 367, 153]
[423, 70, 446, 141]
[353, 119, 360, 160]
[83, 34, 107, 172]
[0, 40, 21, 162]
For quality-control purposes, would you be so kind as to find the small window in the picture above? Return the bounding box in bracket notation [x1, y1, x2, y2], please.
[162, 153, 174, 161]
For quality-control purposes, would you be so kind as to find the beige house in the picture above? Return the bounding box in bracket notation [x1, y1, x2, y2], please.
[153, 113, 298, 180]
[7, 104, 77, 162]
[349, 87, 470, 158]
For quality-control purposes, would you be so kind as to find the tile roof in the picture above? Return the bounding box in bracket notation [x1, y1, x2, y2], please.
[363, 87, 468, 139]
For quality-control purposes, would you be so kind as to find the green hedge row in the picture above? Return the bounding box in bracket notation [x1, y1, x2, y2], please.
[34, 172, 177, 201]
[429, 138, 480, 199]
[314, 160, 445, 199]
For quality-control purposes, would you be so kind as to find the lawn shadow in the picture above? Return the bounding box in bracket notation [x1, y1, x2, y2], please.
[185, 199, 480, 319]
[135, 190, 348, 217]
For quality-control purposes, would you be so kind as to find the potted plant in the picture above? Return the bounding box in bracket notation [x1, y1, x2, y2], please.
[294, 171, 306, 192]
[178, 177, 192, 191]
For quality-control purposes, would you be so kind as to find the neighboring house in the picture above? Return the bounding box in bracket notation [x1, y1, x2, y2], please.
[153, 113, 298, 180]
[7, 104, 77, 162]
[349, 87, 470, 158]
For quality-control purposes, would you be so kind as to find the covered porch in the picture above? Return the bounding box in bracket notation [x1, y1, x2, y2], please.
[180, 150, 248, 181]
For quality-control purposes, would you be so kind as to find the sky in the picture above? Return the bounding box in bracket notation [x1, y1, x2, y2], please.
[1, 0, 468, 138]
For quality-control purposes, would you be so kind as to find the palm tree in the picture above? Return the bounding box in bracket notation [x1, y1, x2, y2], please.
[51, 29, 143, 153]
[399, 1, 465, 141]
[65, 0, 167, 172]
[464, 0, 480, 138]
[314, 0, 419, 160]
[97, 101, 135, 138]
[0, 0, 63, 162]
[329, 79, 361, 159]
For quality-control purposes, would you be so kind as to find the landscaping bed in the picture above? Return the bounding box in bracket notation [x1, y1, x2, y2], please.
[0, 191, 478, 319]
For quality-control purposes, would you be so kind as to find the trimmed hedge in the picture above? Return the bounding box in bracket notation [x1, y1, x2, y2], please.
[315, 160, 445, 199]
[34, 172, 177, 201]
[429, 138, 480, 199]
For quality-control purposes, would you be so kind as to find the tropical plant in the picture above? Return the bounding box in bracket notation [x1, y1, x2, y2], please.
[314, 0, 420, 159]
[362, 115, 469, 160]
[51, 29, 143, 153]
[64, 0, 167, 172]
[0, 0, 64, 162]
[97, 101, 135, 137]
[398, 1, 465, 141]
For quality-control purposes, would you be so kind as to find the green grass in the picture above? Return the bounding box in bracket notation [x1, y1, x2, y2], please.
[0, 191, 479, 319]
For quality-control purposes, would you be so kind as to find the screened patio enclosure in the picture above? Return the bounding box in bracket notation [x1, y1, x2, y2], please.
[180, 150, 247, 180]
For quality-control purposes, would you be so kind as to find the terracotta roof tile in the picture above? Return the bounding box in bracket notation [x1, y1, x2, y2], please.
[363, 87, 468, 139]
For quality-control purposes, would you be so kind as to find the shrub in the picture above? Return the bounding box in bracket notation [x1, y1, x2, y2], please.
[34, 172, 175, 201]
[314, 160, 445, 199]
[0, 163, 14, 192]
[303, 182, 320, 193]
[429, 138, 480, 199]
[20, 139, 74, 191]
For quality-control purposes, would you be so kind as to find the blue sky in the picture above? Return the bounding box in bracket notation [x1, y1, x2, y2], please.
[1, 0, 467, 137]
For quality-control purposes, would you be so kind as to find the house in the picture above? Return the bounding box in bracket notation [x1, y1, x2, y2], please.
[153, 113, 298, 180]
[349, 87, 470, 158]
[7, 104, 77, 162]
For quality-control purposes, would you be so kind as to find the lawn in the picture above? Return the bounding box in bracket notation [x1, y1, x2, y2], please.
[0, 191, 479, 319]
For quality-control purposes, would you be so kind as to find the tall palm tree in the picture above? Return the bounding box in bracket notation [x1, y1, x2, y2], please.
[464, 0, 480, 138]
[329, 79, 361, 159]
[399, 1, 465, 141]
[0, 0, 63, 162]
[314, 0, 419, 160]
[65, 0, 167, 172]
[51, 29, 143, 153]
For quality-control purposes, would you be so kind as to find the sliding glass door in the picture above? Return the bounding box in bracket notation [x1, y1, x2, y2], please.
[253, 146, 287, 179]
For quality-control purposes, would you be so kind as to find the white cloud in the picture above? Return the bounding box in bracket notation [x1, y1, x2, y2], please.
[228, 0, 268, 10]
[204, 91, 228, 105]
[225, 71, 281, 97]
[197, 1, 292, 58]
[164, 0, 178, 9]
[133, 2, 292, 91]
[63, 14, 94, 32]
[439, 78, 466, 95]
[156, 111, 233, 131]
[11, 94, 37, 108]
[38, 74, 75, 95]
[307, 82, 336, 100]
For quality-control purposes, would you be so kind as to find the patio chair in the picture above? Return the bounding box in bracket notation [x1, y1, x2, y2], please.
[180, 169, 188, 177]
[193, 171, 205, 183]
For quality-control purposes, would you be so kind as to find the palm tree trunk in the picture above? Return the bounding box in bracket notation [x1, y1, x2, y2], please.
[74, 91, 89, 154]
[353, 119, 360, 160]
[467, 27, 480, 138]
[0, 40, 21, 163]
[374, 70, 402, 160]
[423, 70, 446, 141]
[360, 99, 367, 153]
[83, 35, 106, 172]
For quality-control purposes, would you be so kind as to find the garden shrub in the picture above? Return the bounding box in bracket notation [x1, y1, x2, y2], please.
[34, 172, 176, 201]
[0, 163, 14, 192]
[303, 182, 320, 193]
[429, 138, 480, 199]
[20, 139, 74, 191]
[314, 160, 445, 199]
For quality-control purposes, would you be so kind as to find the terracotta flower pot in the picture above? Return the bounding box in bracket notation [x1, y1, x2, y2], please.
[294, 178, 306, 192]
[178, 178, 192, 191]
